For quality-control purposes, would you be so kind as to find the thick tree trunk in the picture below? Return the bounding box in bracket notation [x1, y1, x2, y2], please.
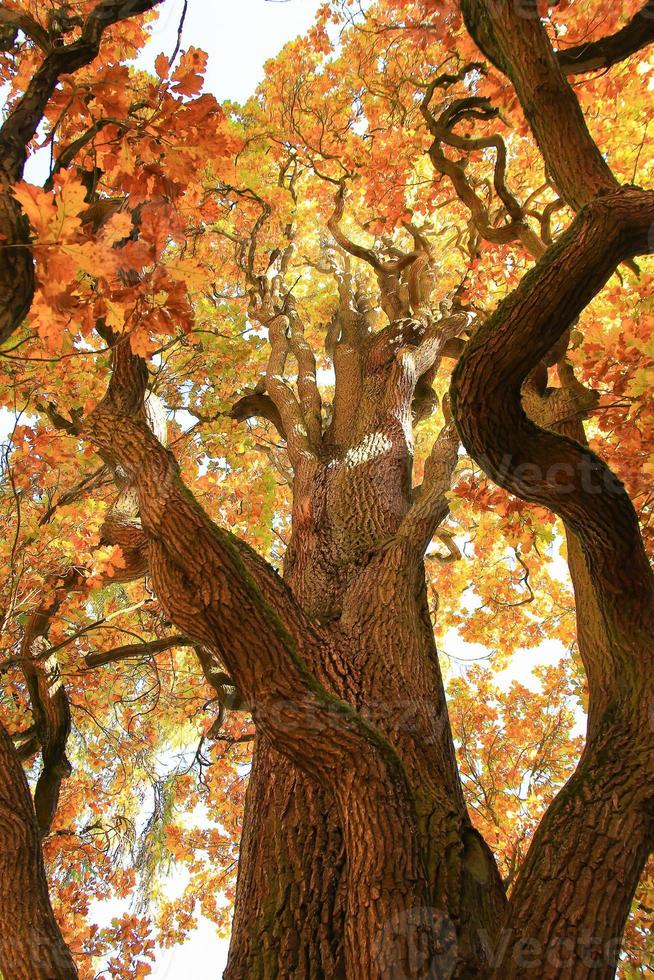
[84, 356, 451, 976]
[5, 2, 654, 976]
[0, 721, 78, 979]
[228, 596, 505, 979]
[77, 316, 508, 977]
[226, 421, 505, 978]
[227, 743, 347, 977]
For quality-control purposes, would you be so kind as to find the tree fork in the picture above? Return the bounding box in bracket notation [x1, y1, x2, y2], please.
[82, 342, 450, 977]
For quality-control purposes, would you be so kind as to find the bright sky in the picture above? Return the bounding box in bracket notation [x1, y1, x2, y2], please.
[144, 0, 325, 103]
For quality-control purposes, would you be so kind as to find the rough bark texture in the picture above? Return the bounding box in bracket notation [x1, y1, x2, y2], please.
[227, 402, 505, 978]
[79, 286, 507, 977]
[452, 3, 654, 975]
[0, 722, 78, 979]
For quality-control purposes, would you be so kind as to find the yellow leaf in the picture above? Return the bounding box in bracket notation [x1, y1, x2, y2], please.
[102, 210, 133, 246]
[13, 181, 57, 239]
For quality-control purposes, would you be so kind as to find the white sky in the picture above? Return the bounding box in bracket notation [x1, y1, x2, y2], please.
[145, 0, 325, 103]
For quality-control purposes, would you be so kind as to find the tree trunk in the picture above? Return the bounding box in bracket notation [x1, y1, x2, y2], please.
[77, 63, 654, 965]
[79, 318, 507, 978]
[487, 420, 654, 979]
[0, 721, 78, 980]
[226, 416, 505, 978]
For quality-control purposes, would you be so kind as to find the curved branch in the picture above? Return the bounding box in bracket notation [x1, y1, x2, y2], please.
[421, 86, 545, 256]
[0, 11, 50, 53]
[19, 569, 85, 837]
[556, 1, 654, 75]
[285, 299, 323, 446]
[328, 185, 382, 270]
[85, 635, 192, 669]
[265, 313, 315, 463]
[452, 184, 654, 977]
[328, 186, 421, 321]
[453, 187, 654, 577]
[229, 388, 287, 441]
[398, 422, 460, 555]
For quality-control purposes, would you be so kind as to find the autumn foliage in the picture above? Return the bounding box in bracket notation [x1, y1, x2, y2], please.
[1, 1, 654, 977]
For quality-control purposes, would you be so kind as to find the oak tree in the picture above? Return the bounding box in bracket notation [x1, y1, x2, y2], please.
[1, 1, 654, 978]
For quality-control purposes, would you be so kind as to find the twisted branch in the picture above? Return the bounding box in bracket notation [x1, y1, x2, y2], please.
[421, 85, 545, 256]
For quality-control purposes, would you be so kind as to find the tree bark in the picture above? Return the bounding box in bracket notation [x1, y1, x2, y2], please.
[0, 721, 78, 979]
[450, 9, 654, 973]
[10, 3, 652, 970]
[80, 306, 507, 977]
[83, 342, 451, 978]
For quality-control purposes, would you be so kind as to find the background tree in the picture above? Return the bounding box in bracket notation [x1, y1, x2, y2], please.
[1, 0, 654, 977]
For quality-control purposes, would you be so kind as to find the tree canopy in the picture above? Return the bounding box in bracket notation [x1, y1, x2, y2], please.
[1, 1, 654, 977]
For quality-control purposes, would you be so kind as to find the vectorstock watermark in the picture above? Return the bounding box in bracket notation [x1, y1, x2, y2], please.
[373, 912, 622, 977]
[251, 696, 450, 744]
[374, 908, 458, 979]
[481, 0, 653, 22]
[479, 928, 623, 972]
[477, 450, 628, 498]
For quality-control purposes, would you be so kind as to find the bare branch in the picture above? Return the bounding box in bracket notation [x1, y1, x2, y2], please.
[85, 635, 192, 669]
[421, 85, 545, 258]
[556, 2, 654, 75]
[398, 422, 460, 554]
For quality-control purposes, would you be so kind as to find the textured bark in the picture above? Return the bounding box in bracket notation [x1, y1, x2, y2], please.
[0, 721, 78, 979]
[83, 342, 455, 977]
[227, 743, 347, 978]
[228, 486, 506, 978]
[451, 188, 654, 979]
[78, 290, 508, 978]
[5, 2, 652, 972]
[556, 1, 654, 76]
[220, 277, 505, 976]
[451, 6, 654, 971]
[494, 472, 654, 977]
[78, 187, 654, 980]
